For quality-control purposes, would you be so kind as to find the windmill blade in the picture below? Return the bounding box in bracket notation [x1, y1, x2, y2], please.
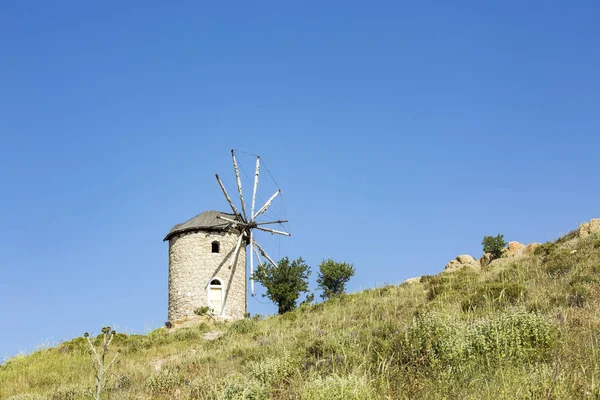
[229, 231, 246, 269]
[249, 230, 254, 296]
[255, 220, 288, 225]
[253, 189, 280, 220]
[251, 156, 260, 221]
[216, 215, 247, 226]
[256, 226, 291, 236]
[253, 241, 263, 267]
[216, 174, 240, 217]
[253, 239, 278, 269]
[231, 150, 248, 221]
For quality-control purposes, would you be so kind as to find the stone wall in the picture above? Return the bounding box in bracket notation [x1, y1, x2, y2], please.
[168, 230, 247, 321]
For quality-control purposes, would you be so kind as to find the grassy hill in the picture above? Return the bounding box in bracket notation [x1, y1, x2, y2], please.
[2, 226, 600, 399]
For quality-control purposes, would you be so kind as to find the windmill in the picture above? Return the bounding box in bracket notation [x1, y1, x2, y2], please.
[214, 149, 290, 296]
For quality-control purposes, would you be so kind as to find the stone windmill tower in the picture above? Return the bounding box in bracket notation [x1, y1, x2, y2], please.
[164, 150, 289, 321]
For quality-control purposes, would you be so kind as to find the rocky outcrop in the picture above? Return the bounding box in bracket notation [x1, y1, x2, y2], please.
[521, 242, 541, 256]
[445, 254, 479, 272]
[480, 253, 493, 268]
[578, 218, 600, 239]
[507, 241, 525, 256]
[479, 242, 541, 268]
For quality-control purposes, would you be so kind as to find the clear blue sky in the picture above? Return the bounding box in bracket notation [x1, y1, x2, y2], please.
[1, 1, 599, 360]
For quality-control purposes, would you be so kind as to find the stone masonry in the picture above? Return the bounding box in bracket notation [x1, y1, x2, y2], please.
[168, 230, 247, 321]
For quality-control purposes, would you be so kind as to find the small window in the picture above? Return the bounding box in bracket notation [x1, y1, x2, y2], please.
[211, 241, 220, 253]
[210, 278, 221, 286]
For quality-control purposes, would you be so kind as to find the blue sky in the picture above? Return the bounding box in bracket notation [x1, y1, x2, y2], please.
[1, 1, 599, 359]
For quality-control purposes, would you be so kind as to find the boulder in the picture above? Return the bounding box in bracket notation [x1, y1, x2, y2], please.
[445, 254, 479, 271]
[521, 242, 541, 256]
[578, 218, 600, 239]
[507, 241, 525, 256]
[404, 277, 421, 284]
[480, 253, 493, 268]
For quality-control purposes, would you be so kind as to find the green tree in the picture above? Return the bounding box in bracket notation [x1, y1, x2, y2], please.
[482, 234, 507, 260]
[317, 259, 355, 300]
[252, 257, 311, 314]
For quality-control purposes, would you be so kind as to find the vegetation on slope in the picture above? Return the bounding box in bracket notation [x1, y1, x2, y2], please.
[2, 231, 600, 399]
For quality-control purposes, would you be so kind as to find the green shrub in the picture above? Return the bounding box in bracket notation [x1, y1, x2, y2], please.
[545, 251, 574, 277]
[567, 284, 590, 308]
[300, 375, 373, 400]
[113, 374, 133, 390]
[248, 353, 293, 386]
[482, 234, 507, 260]
[51, 388, 80, 400]
[194, 306, 213, 316]
[534, 242, 557, 257]
[395, 309, 557, 371]
[146, 371, 182, 395]
[556, 230, 578, 243]
[399, 311, 469, 368]
[228, 318, 257, 334]
[468, 308, 557, 361]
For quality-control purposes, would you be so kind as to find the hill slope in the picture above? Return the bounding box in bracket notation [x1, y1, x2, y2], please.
[2, 225, 600, 399]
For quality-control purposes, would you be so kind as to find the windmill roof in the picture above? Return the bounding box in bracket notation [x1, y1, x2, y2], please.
[163, 210, 240, 241]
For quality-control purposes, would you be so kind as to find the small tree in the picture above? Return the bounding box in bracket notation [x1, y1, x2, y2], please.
[317, 259, 355, 300]
[252, 257, 311, 314]
[482, 234, 507, 260]
[84, 327, 120, 400]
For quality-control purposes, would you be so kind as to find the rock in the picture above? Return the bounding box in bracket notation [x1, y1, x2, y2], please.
[202, 330, 224, 341]
[521, 243, 541, 256]
[480, 253, 493, 268]
[404, 277, 421, 284]
[507, 241, 525, 256]
[578, 218, 600, 239]
[456, 255, 477, 264]
[445, 254, 479, 271]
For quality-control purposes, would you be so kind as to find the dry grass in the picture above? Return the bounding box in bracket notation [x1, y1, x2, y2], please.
[2, 232, 600, 399]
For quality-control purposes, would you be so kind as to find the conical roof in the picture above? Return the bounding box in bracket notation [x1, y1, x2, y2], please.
[163, 210, 240, 241]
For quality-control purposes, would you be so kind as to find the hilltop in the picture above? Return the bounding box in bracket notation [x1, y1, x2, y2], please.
[2, 219, 600, 399]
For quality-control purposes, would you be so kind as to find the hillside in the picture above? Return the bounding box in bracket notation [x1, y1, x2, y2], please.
[2, 221, 600, 399]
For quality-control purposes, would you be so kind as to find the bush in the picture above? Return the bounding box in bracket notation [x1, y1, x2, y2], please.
[228, 319, 257, 335]
[194, 306, 214, 316]
[395, 309, 557, 370]
[248, 353, 293, 386]
[252, 257, 311, 314]
[545, 251, 574, 277]
[567, 284, 589, 308]
[534, 242, 558, 257]
[399, 311, 469, 368]
[482, 234, 507, 260]
[51, 388, 81, 400]
[146, 371, 182, 395]
[468, 308, 557, 361]
[317, 259, 355, 300]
